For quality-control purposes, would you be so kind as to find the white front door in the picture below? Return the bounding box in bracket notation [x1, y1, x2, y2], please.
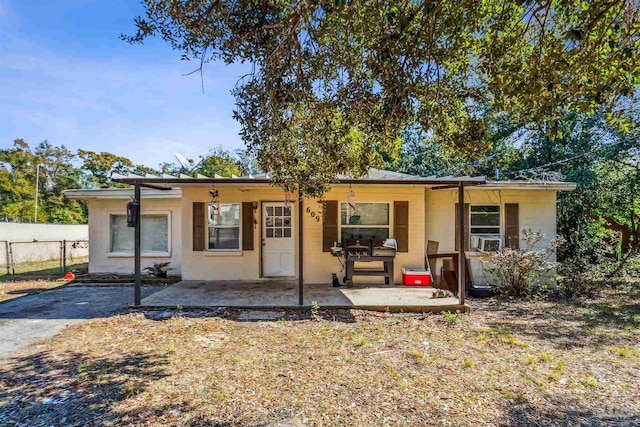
[262, 202, 295, 277]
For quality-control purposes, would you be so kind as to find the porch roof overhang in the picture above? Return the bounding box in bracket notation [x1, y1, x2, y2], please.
[64, 188, 182, 199]
[112, 168, 487, 190]
[477, 180, 577, 191]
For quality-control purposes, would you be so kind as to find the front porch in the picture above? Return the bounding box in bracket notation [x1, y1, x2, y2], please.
[141, 280, 469, 313]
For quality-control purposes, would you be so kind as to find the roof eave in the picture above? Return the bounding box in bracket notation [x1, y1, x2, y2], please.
[479, 182, 577, 191]
[112, 177, 487, 187]
[63, 188, 182, 200]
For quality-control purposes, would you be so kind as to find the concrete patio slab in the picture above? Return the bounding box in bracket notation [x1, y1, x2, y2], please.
[141, 281, 469, 312]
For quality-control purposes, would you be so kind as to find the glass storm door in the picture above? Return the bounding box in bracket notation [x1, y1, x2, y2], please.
[262, 202, 295, 277]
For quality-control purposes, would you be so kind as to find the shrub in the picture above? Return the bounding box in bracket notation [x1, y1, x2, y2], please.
[143, 261, 174, 278]
[556, 237, 628, 299]
[557, 255, 600, 299]
[483, 229, 561, 298]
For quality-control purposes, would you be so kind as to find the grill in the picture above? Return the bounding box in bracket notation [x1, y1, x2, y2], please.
[345, 239, 398, 258]
[372, 239, 398, 257]
[341, 239, 397, 287]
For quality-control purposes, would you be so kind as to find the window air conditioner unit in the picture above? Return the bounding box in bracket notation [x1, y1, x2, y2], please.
[478, 237, 501, 252]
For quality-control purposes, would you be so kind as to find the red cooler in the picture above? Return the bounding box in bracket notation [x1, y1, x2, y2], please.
[402, 268, 431, 286]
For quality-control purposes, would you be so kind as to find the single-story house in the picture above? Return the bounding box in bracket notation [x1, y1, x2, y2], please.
[65, 169, 575, 305]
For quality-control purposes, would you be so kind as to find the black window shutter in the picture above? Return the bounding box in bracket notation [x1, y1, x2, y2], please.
[394, 201, 409, 252]
[322, 201, 338, 252]
[192, 202, 205, 251]
[505, 203, 520, 249]
[242, 202, 254, 250]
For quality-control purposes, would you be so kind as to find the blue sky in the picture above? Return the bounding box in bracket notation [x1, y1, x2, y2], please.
[0, 0, 249, 168]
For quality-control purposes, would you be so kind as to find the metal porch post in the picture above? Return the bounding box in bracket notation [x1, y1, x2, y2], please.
[134, 182, 142, 306]
[298, 189, 304, 306]
[457, 184, 465, 305]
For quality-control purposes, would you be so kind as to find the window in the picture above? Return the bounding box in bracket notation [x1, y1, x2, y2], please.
[110, 214, 169, 254]
[265, 205, 292, 238]
[208, 203, 241, 250]
[470, 205, 501, 237]
[340, 202, 390, 243]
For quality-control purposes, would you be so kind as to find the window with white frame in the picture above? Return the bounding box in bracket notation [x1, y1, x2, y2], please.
[109, 214, 169, 254]
[340, 202, 390, 243]
[208, 203, 241, 250]
[469, 205, 501, 240]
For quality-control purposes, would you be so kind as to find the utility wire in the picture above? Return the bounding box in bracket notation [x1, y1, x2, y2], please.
[496, 138, 629, 179]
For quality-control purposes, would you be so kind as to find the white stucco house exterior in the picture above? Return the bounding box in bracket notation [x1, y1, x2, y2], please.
[65, 169, 575, 288]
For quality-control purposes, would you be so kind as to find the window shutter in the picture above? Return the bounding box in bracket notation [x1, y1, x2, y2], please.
[454, 203, 470, 251]
[394, 201, 409, 252]
[322, 200, 338, 252]
[505, 203, 520, 249]
[242, 202, 254, 251]
[192, 202, 205, 251]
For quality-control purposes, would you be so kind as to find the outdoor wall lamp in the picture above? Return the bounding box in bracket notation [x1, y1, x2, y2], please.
[126, 198, 140, 228]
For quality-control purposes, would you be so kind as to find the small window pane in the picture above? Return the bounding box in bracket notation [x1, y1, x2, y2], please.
[275, 207, 283, 216]
[275, 218, 282, 227]
[209, 204, 240, 226]
[283, 217, 291, 227]
[110, 215, 132, 253]
[266, 228, 273, 237]
[274, 228, 283, 237]
[141, 215, 169, 252]
[341, 203, 389, 225]
[266, 207, 273, 216]
[471, 205, 500, 213]
[283, 228, 291, 237]
[208, 227, 240, 250]
[470, 227, 500, 234]
[284, 207, 291, 216]
[471, 213, 500, 226]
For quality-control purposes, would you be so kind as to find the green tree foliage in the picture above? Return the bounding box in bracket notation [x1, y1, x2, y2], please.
[77, 149, 135, 188]
[0, 140, 87, 223]
[125, 0, 640, 195]
[382, 128, 469, 177]
[197, 146, 246, 177]
[1, 140, 255, 223]
[159, 146, 248, 177]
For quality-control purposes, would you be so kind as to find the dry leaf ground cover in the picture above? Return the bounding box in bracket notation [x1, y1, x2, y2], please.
[0, 288, 638, 426]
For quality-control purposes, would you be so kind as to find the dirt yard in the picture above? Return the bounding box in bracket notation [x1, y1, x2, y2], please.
[0, 288, 638, 426]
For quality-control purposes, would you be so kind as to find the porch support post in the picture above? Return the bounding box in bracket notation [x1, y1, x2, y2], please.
[298, 189, 304, 306]
[134, 182, 142, 306]
[457, 183, 465, 305]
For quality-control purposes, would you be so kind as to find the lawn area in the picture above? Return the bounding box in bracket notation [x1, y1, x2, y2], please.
[0, 258, 88, 302]
[0, 257, 88, 281]
[0, 288, 638, 426]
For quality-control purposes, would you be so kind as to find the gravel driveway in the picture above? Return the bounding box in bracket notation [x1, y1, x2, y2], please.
[0, 285, 164, 357]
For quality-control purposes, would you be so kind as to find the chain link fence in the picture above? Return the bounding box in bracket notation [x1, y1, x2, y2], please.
[0, 239, 89, 276]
